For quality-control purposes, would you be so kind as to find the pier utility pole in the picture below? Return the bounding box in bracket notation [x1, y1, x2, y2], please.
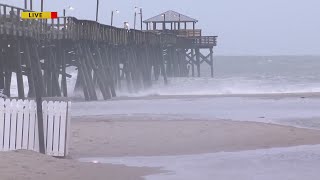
[140, 8, 143, 30]
[111, 10, 119, 26]
[134, 8, 137, 29]
[24, 0, 27, 9]
[96, 0, 99, 21]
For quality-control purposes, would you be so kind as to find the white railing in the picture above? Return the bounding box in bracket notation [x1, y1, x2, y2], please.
[0, 98, 71, 157]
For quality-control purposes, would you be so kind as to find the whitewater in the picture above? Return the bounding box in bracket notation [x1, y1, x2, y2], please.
[6, 56, 320, 98]
[117, 56, 320, 96]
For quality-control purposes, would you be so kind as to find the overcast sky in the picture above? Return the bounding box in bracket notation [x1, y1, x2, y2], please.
[3, 0, 320, 55]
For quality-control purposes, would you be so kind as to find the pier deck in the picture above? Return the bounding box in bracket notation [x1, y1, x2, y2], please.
[0, 4, 217, 101]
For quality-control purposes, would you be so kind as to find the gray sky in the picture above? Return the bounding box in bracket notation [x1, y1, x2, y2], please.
[3, 0, 320, 55]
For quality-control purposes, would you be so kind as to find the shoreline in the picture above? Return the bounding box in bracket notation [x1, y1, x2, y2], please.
[69, 92, 320, 102]
[113, 92, 320, 100]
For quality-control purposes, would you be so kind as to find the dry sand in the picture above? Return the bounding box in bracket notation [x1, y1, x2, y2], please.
[0, 150, 157, 180]
[2, 115, 320, 180]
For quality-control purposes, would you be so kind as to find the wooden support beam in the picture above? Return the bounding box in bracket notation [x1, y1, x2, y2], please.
[108, 47, 118, 89]
[43, 46, 51, 96]
[195, 48, 214, 78]
[1, 41, 11, 97]
[160, 46, 168, 85]
[113, 48, 122, 91]
[15, 39, 25, 99]
[77, 64, 90, 101]
[94, 44, 113, 99]
[185, 50, 196, 62]
[153, 47, 161, 81]
[129, 47, 142, 91]
[31, 44, 46, 155]
[98, 45, 116, 97]
[4, 71, 12, 97]
[60, 41, 68, 97]
[47, 46, 61, 97]
[24, 39, 36, 98]
[81, 43, 98, 100]
[195, 48, 200, 77]
[199, 53, 211, 64]
[31, 41, 47, 97]
[190, 49, 195, 77]
[123, 61, 133, 93]
[85, 44, 109, 100]
[142, 46, 152, 88]
[209, 48, 214, 78]
[172, 48, 179, 77]
[0, 39, 5, 91]
[76, 43, 97, 101]
[0, 60, 4, 90]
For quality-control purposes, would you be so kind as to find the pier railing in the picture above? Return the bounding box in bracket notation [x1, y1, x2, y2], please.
[1, 3, 217, 48]
[192, 36, 218, 46]
[0, 3, 177, 47]
[174, 29, 202, 37]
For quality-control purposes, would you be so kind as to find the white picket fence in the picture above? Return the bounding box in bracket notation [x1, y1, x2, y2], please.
[0, 98, 71, 157]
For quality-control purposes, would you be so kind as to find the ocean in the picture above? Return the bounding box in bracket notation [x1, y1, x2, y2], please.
[70, 55, 320, 129]
[6, 56, 320, 97]
[118, 56, 320, 96]
[73, 56, 320, 180]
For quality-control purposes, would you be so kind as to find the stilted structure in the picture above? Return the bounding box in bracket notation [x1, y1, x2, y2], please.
[0, 5, 217, 101]
[144, 10, 217, 77]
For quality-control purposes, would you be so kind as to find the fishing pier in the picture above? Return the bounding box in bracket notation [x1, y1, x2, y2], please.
[0, 4, 217, 101]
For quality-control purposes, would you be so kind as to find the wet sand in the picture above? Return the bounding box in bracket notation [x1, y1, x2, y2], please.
[70, 116, 320, 157]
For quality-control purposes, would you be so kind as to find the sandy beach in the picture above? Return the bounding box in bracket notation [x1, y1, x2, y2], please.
[2, 115, 320, 180]
[2, 95, 320, 180]
[0, 150, 156, 180]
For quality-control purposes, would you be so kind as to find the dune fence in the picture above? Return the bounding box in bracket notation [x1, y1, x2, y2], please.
[0, 98, 71, 157]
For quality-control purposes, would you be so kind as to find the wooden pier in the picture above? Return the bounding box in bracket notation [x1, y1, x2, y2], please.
[144, 10, 217, 78]
[0, 5, 217, 101]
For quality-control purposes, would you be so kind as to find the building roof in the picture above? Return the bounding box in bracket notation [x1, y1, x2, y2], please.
[143, 10, 198, 23]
